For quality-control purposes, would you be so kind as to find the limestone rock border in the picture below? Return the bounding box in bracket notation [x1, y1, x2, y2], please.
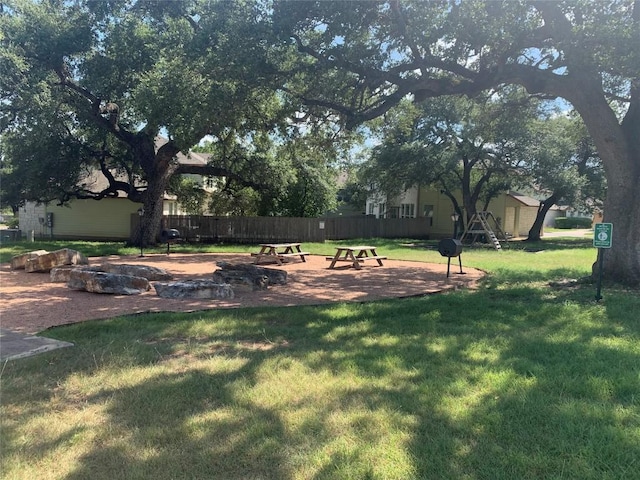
[212, 261, 287, 290]
[28, 248, 89, 273]
[154, 280, 234, 299]
[68, 269, 150, 295]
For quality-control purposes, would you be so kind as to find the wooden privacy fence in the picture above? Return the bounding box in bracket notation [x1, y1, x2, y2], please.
[322, 216, 431, 240]
[162, 215, 431, 243]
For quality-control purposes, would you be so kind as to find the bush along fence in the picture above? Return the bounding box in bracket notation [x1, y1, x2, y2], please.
[554, 217, 593, 229]
[159, 215, 431, 243]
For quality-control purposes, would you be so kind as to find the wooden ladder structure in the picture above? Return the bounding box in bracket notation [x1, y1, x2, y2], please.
[459, 212, 509, 250]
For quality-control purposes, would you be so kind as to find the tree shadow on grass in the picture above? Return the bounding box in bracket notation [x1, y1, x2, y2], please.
[65, 370, 292, 479]
[1, 282, 638, 479]
[481, 267, 593, 287]
[281, 290, 639, 478]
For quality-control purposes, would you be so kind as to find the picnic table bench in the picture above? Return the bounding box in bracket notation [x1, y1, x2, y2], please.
[251, 243, 309, 265]
[326, 245, 387, 270]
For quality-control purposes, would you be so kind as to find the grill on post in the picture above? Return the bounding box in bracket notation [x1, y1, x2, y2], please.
[437, 238, 465, 277]
[160, 229, 181, 254]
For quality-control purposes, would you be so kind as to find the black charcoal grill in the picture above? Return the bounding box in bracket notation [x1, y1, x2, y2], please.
[437, 238, 465, 277]
[160, 229, 181, 254]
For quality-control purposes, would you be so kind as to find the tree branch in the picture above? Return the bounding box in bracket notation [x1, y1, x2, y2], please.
[176, 163, 266, 191]
[389, 0, 425, 74]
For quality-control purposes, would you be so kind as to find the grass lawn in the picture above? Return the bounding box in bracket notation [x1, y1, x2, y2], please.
[1, 239, 638, 479]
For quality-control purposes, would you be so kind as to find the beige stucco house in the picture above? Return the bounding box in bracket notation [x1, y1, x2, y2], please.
[18, 144, 214, 241]
[366, 186, 542, 238]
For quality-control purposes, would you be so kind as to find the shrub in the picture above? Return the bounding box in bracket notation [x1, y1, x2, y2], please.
[555, 217, 592, 229]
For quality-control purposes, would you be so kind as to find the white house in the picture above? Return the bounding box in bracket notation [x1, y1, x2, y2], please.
[366, 186, 543, 238]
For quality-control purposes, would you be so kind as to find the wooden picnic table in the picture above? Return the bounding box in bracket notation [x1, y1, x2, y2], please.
[251, 243, 309, 265]
[326, 245, 387, 270]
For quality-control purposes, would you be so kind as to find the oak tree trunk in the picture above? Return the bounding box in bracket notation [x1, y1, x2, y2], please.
[593, 179, 640, 286]
[128, 135, 181, 246]
[526, 194, 558, 242]
[568, 78, 640, 286]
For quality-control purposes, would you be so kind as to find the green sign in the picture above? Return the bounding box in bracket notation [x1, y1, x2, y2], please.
[593, 223, 613, 248]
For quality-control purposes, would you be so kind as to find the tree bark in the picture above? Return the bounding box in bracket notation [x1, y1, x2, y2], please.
[563, 78, 640, 286]
[128, 135, 181, 246]
[526, 194, 556, 242]
[134, 169, 176, 246]
[593, 176, 640, 286]
[460, 154, 479, 225]
[438, 186, 464, 237]
[511, 2, 640, 285]
[505, 64, 639, 285]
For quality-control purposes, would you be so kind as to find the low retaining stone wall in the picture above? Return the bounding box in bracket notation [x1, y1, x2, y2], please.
[68, 270, 150, 295]
[154, 280, 234, 299]
[212, 261, 287, 290]
[11, 248, 88, 272]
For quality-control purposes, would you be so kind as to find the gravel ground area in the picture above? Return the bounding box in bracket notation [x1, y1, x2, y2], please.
[0, 253, 485, 334]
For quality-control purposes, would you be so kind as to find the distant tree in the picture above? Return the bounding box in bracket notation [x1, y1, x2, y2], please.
[336, 167, 370, 215]
[167, 177, 207, 216]
[207, 184, 263, 217]
[196, 123, 353, 217]
[526, 115, 605, 241]
[193, 129, 295, 216]
[274, 0, 640, 284]
[272, 127, 350, 217]
[0, 142, 22, 215]
[364, 92, 539, 231]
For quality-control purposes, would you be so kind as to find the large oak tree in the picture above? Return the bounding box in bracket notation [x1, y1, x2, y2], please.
[1, 0, 289, 243]
[274, 0, 640, 285]
[364, 91, 540, 232]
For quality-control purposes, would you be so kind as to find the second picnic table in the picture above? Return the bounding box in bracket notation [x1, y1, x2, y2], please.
[326, 245, 387, 270]
[252, 242, 309, 265]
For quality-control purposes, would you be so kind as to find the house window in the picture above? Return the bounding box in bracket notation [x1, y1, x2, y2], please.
[378, 202, 386, 218]
[400, 203, 415, 218]
[423, 204, 434, 218]
[368, 203, 375, 215]
[424, 204, 434, 226]
[204, 177, 216, 189]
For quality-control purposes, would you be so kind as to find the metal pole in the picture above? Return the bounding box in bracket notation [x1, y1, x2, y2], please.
[137, 206, 145, 257]
[139, 223, 144, 257]
[595, 248, 604, 301]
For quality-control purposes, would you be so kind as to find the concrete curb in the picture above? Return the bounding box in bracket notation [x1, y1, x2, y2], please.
[0, 329, 74, 361]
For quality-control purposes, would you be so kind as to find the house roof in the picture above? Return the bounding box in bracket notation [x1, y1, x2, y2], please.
[176, 150, 211, 167]
[77, 137, 209, 198]
[507, 191, 541, 207]
[155, 136, 211, 167]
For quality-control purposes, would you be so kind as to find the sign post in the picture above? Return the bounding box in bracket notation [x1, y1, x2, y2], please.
[593, 223, 613, 301]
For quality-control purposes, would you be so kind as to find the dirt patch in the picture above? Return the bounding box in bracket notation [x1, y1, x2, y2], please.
[0, 253, 484, 334]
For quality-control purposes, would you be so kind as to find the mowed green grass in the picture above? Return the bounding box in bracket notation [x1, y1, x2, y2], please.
[1, 239, 638, 479]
